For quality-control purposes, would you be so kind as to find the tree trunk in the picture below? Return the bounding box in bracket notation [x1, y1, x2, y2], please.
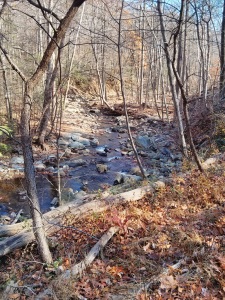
[37, 55, 57, 148]
[0, 54, 12, 122]
[21, 82, 53, 263]
[157, 0, 187, 156]
[117, 0, 146, 179]
[12, 0, 86, 263]
[220, 0, 225, 99]
[0, 185, 153, 256]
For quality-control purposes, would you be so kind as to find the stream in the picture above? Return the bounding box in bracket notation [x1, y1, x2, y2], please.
[0, 130, 138, 220]
[0, 99, 182, 222]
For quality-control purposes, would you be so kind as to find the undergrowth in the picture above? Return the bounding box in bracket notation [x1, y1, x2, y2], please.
[1, 164, 225, 299]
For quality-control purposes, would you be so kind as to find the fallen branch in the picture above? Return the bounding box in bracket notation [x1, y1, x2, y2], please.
[0, 185, 152, 256]
[11, 209, 23, 225]
[61, 226, 119, 279]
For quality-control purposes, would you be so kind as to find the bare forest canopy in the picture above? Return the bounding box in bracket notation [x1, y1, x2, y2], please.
[0, 0, 224, 126]
[1, 1, 225, 298]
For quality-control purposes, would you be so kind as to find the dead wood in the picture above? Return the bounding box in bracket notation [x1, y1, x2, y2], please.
[0, 185, 152, 256]
[61, 226, 119, 279]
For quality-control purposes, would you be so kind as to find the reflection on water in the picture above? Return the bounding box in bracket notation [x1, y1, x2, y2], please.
[0, 175, 82, 217]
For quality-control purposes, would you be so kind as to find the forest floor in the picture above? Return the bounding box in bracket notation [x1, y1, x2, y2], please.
[1, 94, 225, 299]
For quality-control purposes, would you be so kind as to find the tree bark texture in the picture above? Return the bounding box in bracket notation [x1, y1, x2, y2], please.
[19, 0, 86, 263]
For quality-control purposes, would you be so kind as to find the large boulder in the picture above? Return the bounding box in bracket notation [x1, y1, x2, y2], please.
[70, 134, 90, 146]
[136, 135, 156, 151]
[69, 141, 86, 150]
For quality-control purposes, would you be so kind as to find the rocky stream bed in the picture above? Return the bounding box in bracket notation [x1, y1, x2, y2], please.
[0, 96, 183, 223]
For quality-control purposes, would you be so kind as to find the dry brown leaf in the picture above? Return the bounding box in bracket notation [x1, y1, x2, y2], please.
[160, 274, 178, 291]
[136, 292, 150, 300]
[217, 256, 225, 270]
[143, 242, 150, 252]
[8, 294, 20, 300]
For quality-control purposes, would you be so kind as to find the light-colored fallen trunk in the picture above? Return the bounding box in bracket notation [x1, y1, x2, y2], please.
[61, 226, 119, 279]
[0, 185, 152, 256]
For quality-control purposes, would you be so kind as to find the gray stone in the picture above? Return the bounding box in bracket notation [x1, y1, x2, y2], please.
[34, 162, 46, 171]
[151, 152, 161, 160]
[96, 146, 107, 156]
[70, 134, 90, 146]
[58, 138, 69, 149]
[114, 173, 124, 185]
[123, 174, 142, 184]
[66, 159, 87, 168]
[78, 137, 90, 146]
[59, 132, 71, 140]
[58, 169, 66, 177]
[90, 138, 99, 147]
[74, 190, 87, 200]
[160, 166, 171, 175]
[96, 164, 108, 173]
[11, 165, 24, 171]
[71, 133, 82, 140]
[48, 154, 57, 162]
[64, 148, 72, 158]
[11, 156, 24, 164]
[130, 166, 147, 177]
[61, 188, 75, 203]
[161, 147, 172, 157]
[136, 135, 156, 150]
[113, 172, 141, 185]
[69, 141, 86, 150]
[154, 180, 166, 190]
[46, 166, 55, 173]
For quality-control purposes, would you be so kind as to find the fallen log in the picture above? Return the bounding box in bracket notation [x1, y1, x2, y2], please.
[61, 226, 119, 279]
[0, 185, 153, 256]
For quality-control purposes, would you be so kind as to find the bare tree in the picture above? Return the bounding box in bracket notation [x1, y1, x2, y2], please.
[117, 0, 146, 179]
[220, 0, 225, 99]
[157, 0, 187, 155]
[0, 0, 86, 263]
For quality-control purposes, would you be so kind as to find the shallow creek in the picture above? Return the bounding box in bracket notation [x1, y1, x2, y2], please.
[0, 130, 137, 218]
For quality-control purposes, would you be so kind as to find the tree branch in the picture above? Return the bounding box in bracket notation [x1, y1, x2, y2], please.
[0, 44, 27, 81]
[26, 0, 60, 21]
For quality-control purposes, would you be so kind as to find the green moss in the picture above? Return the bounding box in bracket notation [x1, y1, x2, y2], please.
[0, 143, 12, 155]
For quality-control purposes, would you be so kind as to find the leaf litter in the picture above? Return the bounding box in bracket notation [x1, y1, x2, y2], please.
[1, 165, 225, 299]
